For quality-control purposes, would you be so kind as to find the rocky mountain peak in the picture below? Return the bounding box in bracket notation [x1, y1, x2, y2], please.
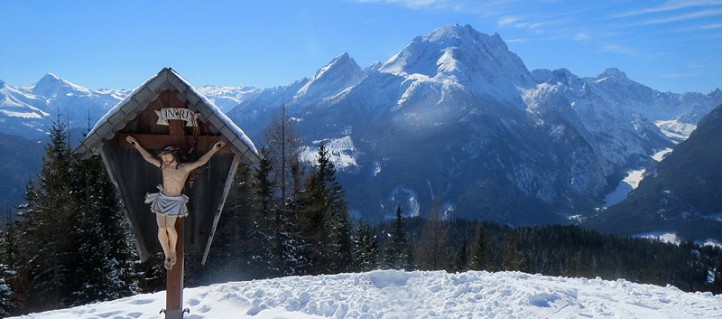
[293, 52, 365, 103]
[32, 73, 91, 99]
[597, 68, 628, 81]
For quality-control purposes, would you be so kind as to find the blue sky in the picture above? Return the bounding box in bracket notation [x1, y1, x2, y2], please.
[1, 0, 720, 93]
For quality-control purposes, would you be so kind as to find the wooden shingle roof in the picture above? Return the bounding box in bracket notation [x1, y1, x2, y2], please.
[76, 67, 259, 163]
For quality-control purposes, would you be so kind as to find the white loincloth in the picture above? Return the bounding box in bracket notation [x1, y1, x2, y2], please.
[145, 186, 189, 217]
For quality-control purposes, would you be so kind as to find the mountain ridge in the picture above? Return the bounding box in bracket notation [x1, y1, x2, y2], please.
[1, 25, 721, 239]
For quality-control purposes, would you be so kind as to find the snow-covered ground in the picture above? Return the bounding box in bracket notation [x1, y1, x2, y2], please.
[10, 270, 722, 319]
[636, 232, 683, 245]
[603, 168, 646, 207]
[603, 148, 674, 207]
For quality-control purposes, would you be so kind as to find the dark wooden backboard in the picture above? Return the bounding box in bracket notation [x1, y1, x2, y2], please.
[102, 89, 239, 260]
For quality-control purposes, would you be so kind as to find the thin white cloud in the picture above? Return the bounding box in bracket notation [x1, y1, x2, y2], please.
[352, 0, 449, 9]
[661, 72, 703, 78]
[699, 23, 722, 29]
[507, 38, 530, 43]
[574, 32, 591, 41]
[675, 22, 722, 32]
[602, 44, 640, 56]
[638, 8, 722, 25]
[614, 0, 722, 18]
[498, 15, 523, 26]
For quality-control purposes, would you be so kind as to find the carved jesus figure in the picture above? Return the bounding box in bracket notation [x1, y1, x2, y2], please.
[126, 135, 225, 269]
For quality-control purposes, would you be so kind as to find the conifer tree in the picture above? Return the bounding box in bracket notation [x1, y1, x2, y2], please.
[469, 224, 489, 271]
[254, 150, 280, 276]
[0, 263, 14, 317]
[69, 155, 138, 305]
[352, 221, 380, 272]
[383, 207, 414, 270]
[0, 214, 18, 316]
[417, 204, 449, 270]
[12, 120, 139, 312]
[502, 232, 526, 271]
[302, 143, 353, 274]
[264, 104, 300, 206]
[208, 162, 262, 281]
[451, 238, 468, 272]
[264, 107, 307, 276]
[14, 119, 79, 311]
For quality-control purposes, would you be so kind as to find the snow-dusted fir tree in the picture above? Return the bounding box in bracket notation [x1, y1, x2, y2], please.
[209, 159, 276, 280]
[14, 119, 78, 311]
[254, 150, 280, 275]
[352, 221, 380, 272]
[0, 263, 14, 317]
[417, 204, 449, 270]
[0, 216, 18, 316]
[69, 154, 138, 305]
[469, 224, 489, 271]
[383, 207, 414, 270]
[502, 232, 526, 271]
[264, 108, 308, 276]
[303, 143, 353, 274]
[13, 120, 138, 313]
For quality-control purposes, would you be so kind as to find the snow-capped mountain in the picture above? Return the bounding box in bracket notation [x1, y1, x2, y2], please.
[378, 25, 534, 110]
[0, 78, 50, 135]
[229, 52, 370, 142]
[196, 85, 260, 112]
[228, 24, 721, 225]
[30, 73, 127, 128]
[0, 74, 264, 138]
[1, 24, 720, 233]
[293, 52, 365, 105]
[525, 68, 673, 167]
[0, 75, 258, 206]
[0, 74, 127, 137]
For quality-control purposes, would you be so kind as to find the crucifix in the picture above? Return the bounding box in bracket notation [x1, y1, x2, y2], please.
[77, 68, 260, 319]
[118, 89, 224, 317]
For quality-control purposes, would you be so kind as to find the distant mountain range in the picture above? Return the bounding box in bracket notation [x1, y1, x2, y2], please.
[1, 24, 720, 241]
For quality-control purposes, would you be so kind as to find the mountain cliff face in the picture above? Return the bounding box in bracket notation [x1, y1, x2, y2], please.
[525, 68, 673, 168]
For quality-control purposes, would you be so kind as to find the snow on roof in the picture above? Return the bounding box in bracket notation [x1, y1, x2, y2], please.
[77, 68, 259, 163]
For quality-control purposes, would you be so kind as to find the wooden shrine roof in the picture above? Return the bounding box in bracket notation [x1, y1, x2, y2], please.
[76, 67, 259, 163]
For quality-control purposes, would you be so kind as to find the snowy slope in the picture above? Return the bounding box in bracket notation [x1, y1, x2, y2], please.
[10, 270, 721, 319]
[0, 78, 51, 135]
[603, 148, 672, 207]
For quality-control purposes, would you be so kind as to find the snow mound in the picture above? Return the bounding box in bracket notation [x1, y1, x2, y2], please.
[11, 270, 722, 319]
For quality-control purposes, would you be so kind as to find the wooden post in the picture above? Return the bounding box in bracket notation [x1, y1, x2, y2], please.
[165, 219, 184, 318]
[165, 115, 187, 319]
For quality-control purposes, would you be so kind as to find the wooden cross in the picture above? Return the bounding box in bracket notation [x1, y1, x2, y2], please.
[77, 69, 260, 319]
[114, 90, 225, 318]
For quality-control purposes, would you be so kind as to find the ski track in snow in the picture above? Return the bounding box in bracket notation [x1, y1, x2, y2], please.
[10, 270, 722, 319]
